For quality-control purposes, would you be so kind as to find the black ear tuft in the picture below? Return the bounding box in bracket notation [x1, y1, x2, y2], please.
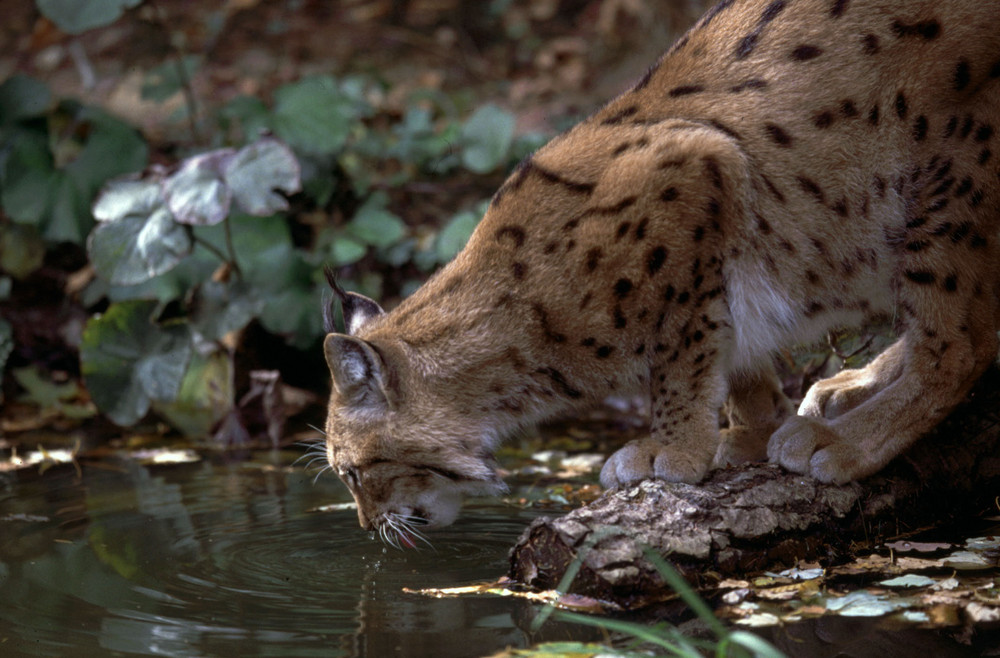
[322, 266, 386, 335]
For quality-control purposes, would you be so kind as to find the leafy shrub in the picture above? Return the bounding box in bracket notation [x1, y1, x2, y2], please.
[2, 6, 546, 434]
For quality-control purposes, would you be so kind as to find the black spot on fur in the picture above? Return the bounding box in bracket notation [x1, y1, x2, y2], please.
[633, 217, 649, 240]
[585, 247, 602, 272]
[669, 85, 705, 97]
[703, 120, 740, 143]
[905, 270, 936, 285]
[532, 304, 567, 343]
[661, 187, 679, 202]
[538, 367, 583, 399]
[867, 105, 880, 126]
[831, 0, 849, 17]
[796, 176, 826, 204]
[975, 124, 994, 143]
[596, 345, 614, 358]
[494, 225, 526, 248]
[913, 115, 928, 141]
[954, 59, 971, 92]
[814, 111, 834, 129]
[647, 246, 668, 275]
[944, 115, 958, 138]
[791, 45, 823, 61]
[704, 157, 724, 190]
[730, 79, 768, 92]
[764, 123, 794, 146]
[960, 115, 974, 139]
[615, 222, 631, 240]
[891, 19, 940, 40]
[861, 33, 880, 54]
[895, 92, 908, 119]
[601, 105, 639, 125]
[761, 174, 785, 202]
[512, 262, 527, 279]
[614, 278, 634, 299]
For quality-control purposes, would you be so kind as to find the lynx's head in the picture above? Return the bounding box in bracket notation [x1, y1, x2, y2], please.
[320, 270, 507, 547]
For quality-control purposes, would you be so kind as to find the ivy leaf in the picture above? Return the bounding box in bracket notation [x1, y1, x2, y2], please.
[330, 235, 367, 266]
[92, 176, 164, 223]
[35, 0, 143, 34]
[153, 350, 234, 438]
[271, 76, 359, 155]
[461, 104, 515, 173]
[88, 205, 192, 285]
[80, 301, 192, 426]
[0, 75, 51, 125]
[162, 149, 236, 225]
[224, 138, 301, 215]
[348, 193, 406, 248]
[189, 280, 262, 343]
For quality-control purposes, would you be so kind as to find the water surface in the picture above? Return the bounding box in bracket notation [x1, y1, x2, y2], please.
[0, 452, 593, 657]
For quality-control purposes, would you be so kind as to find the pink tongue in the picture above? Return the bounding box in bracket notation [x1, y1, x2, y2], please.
[399, 532, 417, 549]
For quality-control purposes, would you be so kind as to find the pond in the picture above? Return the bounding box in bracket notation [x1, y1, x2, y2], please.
[0, 450, 597, 657]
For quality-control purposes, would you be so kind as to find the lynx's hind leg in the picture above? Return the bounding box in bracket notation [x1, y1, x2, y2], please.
[798, 340, 906, 420]
[771, 232, 1000, 483]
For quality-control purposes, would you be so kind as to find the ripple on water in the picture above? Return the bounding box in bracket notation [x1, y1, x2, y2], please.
[0, 462, 571, 657]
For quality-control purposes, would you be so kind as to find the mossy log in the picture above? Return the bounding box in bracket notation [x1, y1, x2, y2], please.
[508, 366, 1000, 609]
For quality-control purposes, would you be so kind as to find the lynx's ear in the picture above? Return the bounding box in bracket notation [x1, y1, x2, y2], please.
[322, 266, 385, 335]
[324, 334, 393, 411]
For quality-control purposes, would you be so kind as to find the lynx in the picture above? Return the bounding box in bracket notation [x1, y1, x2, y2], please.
[322, 0, 1000, 545]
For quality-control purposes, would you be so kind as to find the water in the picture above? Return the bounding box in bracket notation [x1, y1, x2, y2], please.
[0, 453, 594, 657]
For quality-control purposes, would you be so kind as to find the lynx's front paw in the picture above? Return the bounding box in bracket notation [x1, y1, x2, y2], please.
[600, 439, 711, 488]
[767, 416, 865, 484]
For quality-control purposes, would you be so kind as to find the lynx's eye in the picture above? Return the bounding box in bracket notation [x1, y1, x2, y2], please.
[339, 467, 360, 490]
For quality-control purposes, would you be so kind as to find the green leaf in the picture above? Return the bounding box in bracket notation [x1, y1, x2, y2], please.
[153, 350, 233, 437]
[436, 209, 481, 262]
[92, 176, 163, 223]
[162, 149, 235, 225]
[0, 223, 46, 279]
[271, 76, 358, 155]
[36, 0, 143, 34]
[2, 105, 148, 243]
[219, 95, 271, 142]
[224, 137, 301, 215]
[12, 366, 78, 408]
[461, 104, 515, 173]
[0, 75, 51, 125]
[87, 206, 192, 285]
[330, 235, 367, 266]
[189, 280, 262, 343]
[64, 107, 148, 193]
[80, 301, 192, 426]
[348, 193, 406, 247]
[1, 130, 55, 226]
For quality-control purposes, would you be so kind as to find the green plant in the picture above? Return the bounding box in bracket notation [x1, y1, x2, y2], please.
[80, 137, 301, 431]
[531, 540, 785, 658]
[0, 75, 148, 245]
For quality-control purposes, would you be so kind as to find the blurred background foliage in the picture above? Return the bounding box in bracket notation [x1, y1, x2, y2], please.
[0, 0, 735, 446]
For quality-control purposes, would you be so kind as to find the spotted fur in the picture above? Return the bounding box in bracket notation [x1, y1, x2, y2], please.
[323, 0, 1000, 537]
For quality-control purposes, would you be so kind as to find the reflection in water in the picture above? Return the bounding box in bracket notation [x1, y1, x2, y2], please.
[0, 454, 591, 657]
